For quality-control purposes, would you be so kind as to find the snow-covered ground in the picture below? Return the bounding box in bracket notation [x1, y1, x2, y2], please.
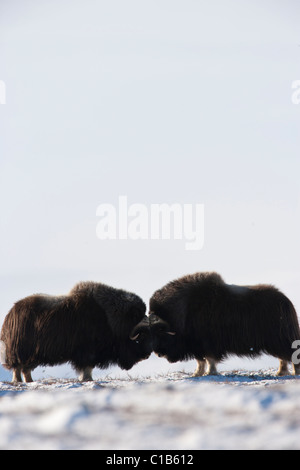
[1, 364, 300, 450]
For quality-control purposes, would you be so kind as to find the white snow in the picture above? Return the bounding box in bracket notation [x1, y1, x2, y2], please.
[1, 366, 300, 450]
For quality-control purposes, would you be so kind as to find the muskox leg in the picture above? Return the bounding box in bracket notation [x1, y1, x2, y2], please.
[277, 359, 290, 376]
[192, 359, 206, 377]
[78, 367, 93, 382]
[22, 369, 33, 383]
[205, 357, 218, 375]
[292, 363, 300, 376]
[12, 367, 22, 383]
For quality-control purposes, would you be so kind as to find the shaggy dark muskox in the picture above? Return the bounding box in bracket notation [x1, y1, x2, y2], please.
[149, 272, 300, 376]
[0, 281, 152, 382]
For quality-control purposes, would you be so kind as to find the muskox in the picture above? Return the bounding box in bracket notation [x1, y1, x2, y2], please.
[149, 272, 300, 376]
[0, 281, 152, 382]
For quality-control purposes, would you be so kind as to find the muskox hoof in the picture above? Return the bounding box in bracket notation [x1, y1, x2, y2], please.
[192, 358, 219, 377]
[192, 360, 206, 377]
[22, 369, 33, 383]
[78, 367, 93, 382]
[192, 371, 204, 377]
[277, 360, 290, 376]
[204, 357, 219, 376]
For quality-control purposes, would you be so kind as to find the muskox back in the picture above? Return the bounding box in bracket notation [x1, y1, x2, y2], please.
[149, 272, 300, 376]
[1, 281, 152, 382]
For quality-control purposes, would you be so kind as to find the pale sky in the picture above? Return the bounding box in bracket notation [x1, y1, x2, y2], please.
[0, 0, 299, 377]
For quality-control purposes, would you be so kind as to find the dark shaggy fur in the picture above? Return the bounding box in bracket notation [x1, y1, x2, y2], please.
[149, 272, 300, 376]
[1, 282, 151, 382]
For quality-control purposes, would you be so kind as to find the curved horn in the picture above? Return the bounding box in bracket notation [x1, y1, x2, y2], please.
[129, 315, 150, 340]
[130, 332, 140, 341]
[149, 313, 175, 335]
[139, 315, 151, 326]
[149, 313, 161, 324]
[149, 313, 167, 326]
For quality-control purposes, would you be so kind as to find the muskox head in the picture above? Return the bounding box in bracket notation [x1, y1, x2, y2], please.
[129, 315, 152, 356]
[119, 313, 153, 370]
[148, 312, 184, 363]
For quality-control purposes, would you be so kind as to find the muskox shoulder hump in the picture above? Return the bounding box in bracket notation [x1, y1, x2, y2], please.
[69, 281, 145, 313]
[171, 271, 225, 289]
[68, 281, 96, 296]
[151, 271, 225, 305]
[191, 272, 225, 285]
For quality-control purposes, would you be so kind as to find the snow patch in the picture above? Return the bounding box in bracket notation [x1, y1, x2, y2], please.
[0, 370, 300, 449]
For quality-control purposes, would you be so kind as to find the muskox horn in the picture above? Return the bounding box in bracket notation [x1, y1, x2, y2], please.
[148, 313, 164, 325]
[149, 313, 176, 334]
[148, 313, 169, 327]
[130, 332, 140, 341]
[129, 315, 150, 340]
